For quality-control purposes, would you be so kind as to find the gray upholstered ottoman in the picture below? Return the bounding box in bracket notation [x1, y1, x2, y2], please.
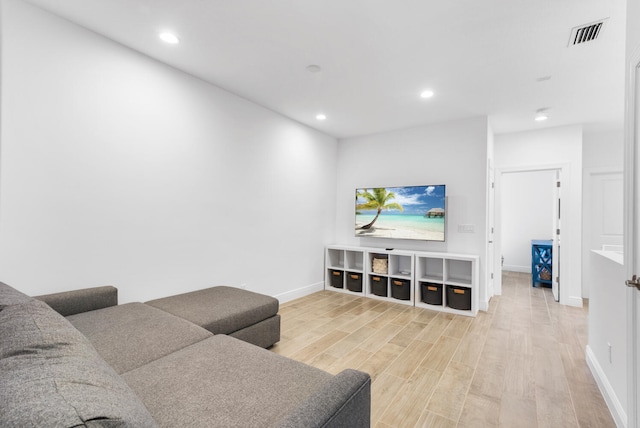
[145, 286, 280, 348]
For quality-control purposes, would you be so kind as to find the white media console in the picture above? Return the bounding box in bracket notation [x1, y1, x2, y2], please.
[325, 245, 479, 316]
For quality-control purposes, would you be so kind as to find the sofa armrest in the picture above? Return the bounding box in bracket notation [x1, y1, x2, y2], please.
[34, 286, 118, 316]
[272, 369, 371, 428]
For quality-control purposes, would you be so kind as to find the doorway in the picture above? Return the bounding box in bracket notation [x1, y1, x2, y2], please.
[493, 165, 566, 303]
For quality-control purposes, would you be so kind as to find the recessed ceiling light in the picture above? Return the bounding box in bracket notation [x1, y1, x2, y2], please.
[316, 114, 326, 121]
[159, 32, 180, 44]
[420, 90, 434, 99]
[535, 108, 549, 121]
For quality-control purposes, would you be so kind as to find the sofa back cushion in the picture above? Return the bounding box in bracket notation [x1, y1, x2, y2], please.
[0, 283, 158, 428]
[35, 285, 118, 316]
[0, 281, 32, 308]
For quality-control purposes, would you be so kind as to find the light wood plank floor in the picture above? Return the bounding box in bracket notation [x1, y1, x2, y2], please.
[271, 271, 615, 427]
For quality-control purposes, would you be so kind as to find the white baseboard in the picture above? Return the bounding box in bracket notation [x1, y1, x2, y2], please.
[585, 345, 627, 428]
[279, 283, 494, 313]
[502, 265, 531, 273]
[566, 295, 584, 308]
[274, 281, 324, 304]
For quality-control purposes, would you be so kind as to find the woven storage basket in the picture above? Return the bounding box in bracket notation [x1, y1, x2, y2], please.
[372, 258, 388, 274]
[540, 268, 551, 281]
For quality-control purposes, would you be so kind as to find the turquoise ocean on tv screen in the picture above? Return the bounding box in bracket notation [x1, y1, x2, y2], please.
[355, 213, 444, 233]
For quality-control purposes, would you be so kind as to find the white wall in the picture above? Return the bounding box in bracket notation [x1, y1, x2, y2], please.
[495, 125, 583, 306]
[587, 252, 628, 427]
[582, 130, 624, 299]
[501, 170, 555, 273]
[584, 130, 625, 169]
[335, 116, 490, 308]
[0, 0, 338, 303]
[582, 130, 625, 426]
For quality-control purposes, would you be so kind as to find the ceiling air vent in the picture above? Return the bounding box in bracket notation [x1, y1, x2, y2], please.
[568, 19, 607, 46]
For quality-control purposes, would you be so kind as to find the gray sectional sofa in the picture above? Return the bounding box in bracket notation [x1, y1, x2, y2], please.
[0, 282, 371, 427]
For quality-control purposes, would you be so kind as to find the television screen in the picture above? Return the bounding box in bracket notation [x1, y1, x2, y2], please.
[355, 185, 446, 241]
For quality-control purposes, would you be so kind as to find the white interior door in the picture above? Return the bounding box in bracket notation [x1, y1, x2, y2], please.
[552, 170, 561, 302]
[632, 63, 640, 428]
[624, 62, 640, 428]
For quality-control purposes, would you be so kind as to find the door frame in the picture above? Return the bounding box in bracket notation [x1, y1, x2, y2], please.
[552, 169, 561, 302]
[493, 164, 569, 304]
[486, 157, 495, 300]
[623, 56, 640, 428]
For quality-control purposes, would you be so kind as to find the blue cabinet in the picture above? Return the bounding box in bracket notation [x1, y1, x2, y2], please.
[531, 240, 552, 287]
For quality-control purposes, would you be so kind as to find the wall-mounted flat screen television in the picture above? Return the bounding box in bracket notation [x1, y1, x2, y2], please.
[355, 185, 446, 241]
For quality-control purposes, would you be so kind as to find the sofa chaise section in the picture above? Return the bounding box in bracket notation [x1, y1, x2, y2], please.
[146, 285, 281, 348]
[121, 334, 371, 428]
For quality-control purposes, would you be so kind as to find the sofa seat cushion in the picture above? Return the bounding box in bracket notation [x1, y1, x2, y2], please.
[122, 335, 332, 428]
[0, 298, 158, 427]
[145, 286, 279, 335]
[67, 302, 213, 374]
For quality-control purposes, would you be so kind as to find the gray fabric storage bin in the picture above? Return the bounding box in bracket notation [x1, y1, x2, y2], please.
[390, 278, 410, 301]
[446, 285, 471, 310]
[346, 272, 362, 292]
[370, 276, 387, 297]
[420, 282, 443, 305]
[330, 270, 344, 288]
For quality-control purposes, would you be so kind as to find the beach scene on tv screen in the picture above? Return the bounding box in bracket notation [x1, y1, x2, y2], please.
[355, 185, 445, 241]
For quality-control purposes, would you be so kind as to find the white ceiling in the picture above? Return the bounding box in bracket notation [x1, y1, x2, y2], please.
[22, 0, 627, 139]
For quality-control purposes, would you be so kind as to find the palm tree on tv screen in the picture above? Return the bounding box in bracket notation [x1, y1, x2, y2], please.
[356, 188, 403, 229]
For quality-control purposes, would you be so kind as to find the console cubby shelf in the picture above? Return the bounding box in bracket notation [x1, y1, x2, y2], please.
[325, 245, 479, 316]
[364, 249, 415, 306]
[414, 252, 479, 316]
[325, 246, 366, 296]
